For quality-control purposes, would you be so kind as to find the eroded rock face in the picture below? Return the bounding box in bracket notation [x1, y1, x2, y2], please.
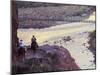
[88, 31, 96, 50]
[12, 45, 80, 74]
[88, 30, 96, 63]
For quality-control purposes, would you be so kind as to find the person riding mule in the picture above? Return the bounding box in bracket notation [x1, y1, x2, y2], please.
[31, 35, 38, 51]
[17, 39, 26, 61]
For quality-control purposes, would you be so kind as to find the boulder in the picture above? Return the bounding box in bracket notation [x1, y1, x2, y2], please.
[12, 44, 80, 74]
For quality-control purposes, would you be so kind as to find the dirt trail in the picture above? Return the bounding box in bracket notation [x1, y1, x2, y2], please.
[18, 22, 95, 45]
